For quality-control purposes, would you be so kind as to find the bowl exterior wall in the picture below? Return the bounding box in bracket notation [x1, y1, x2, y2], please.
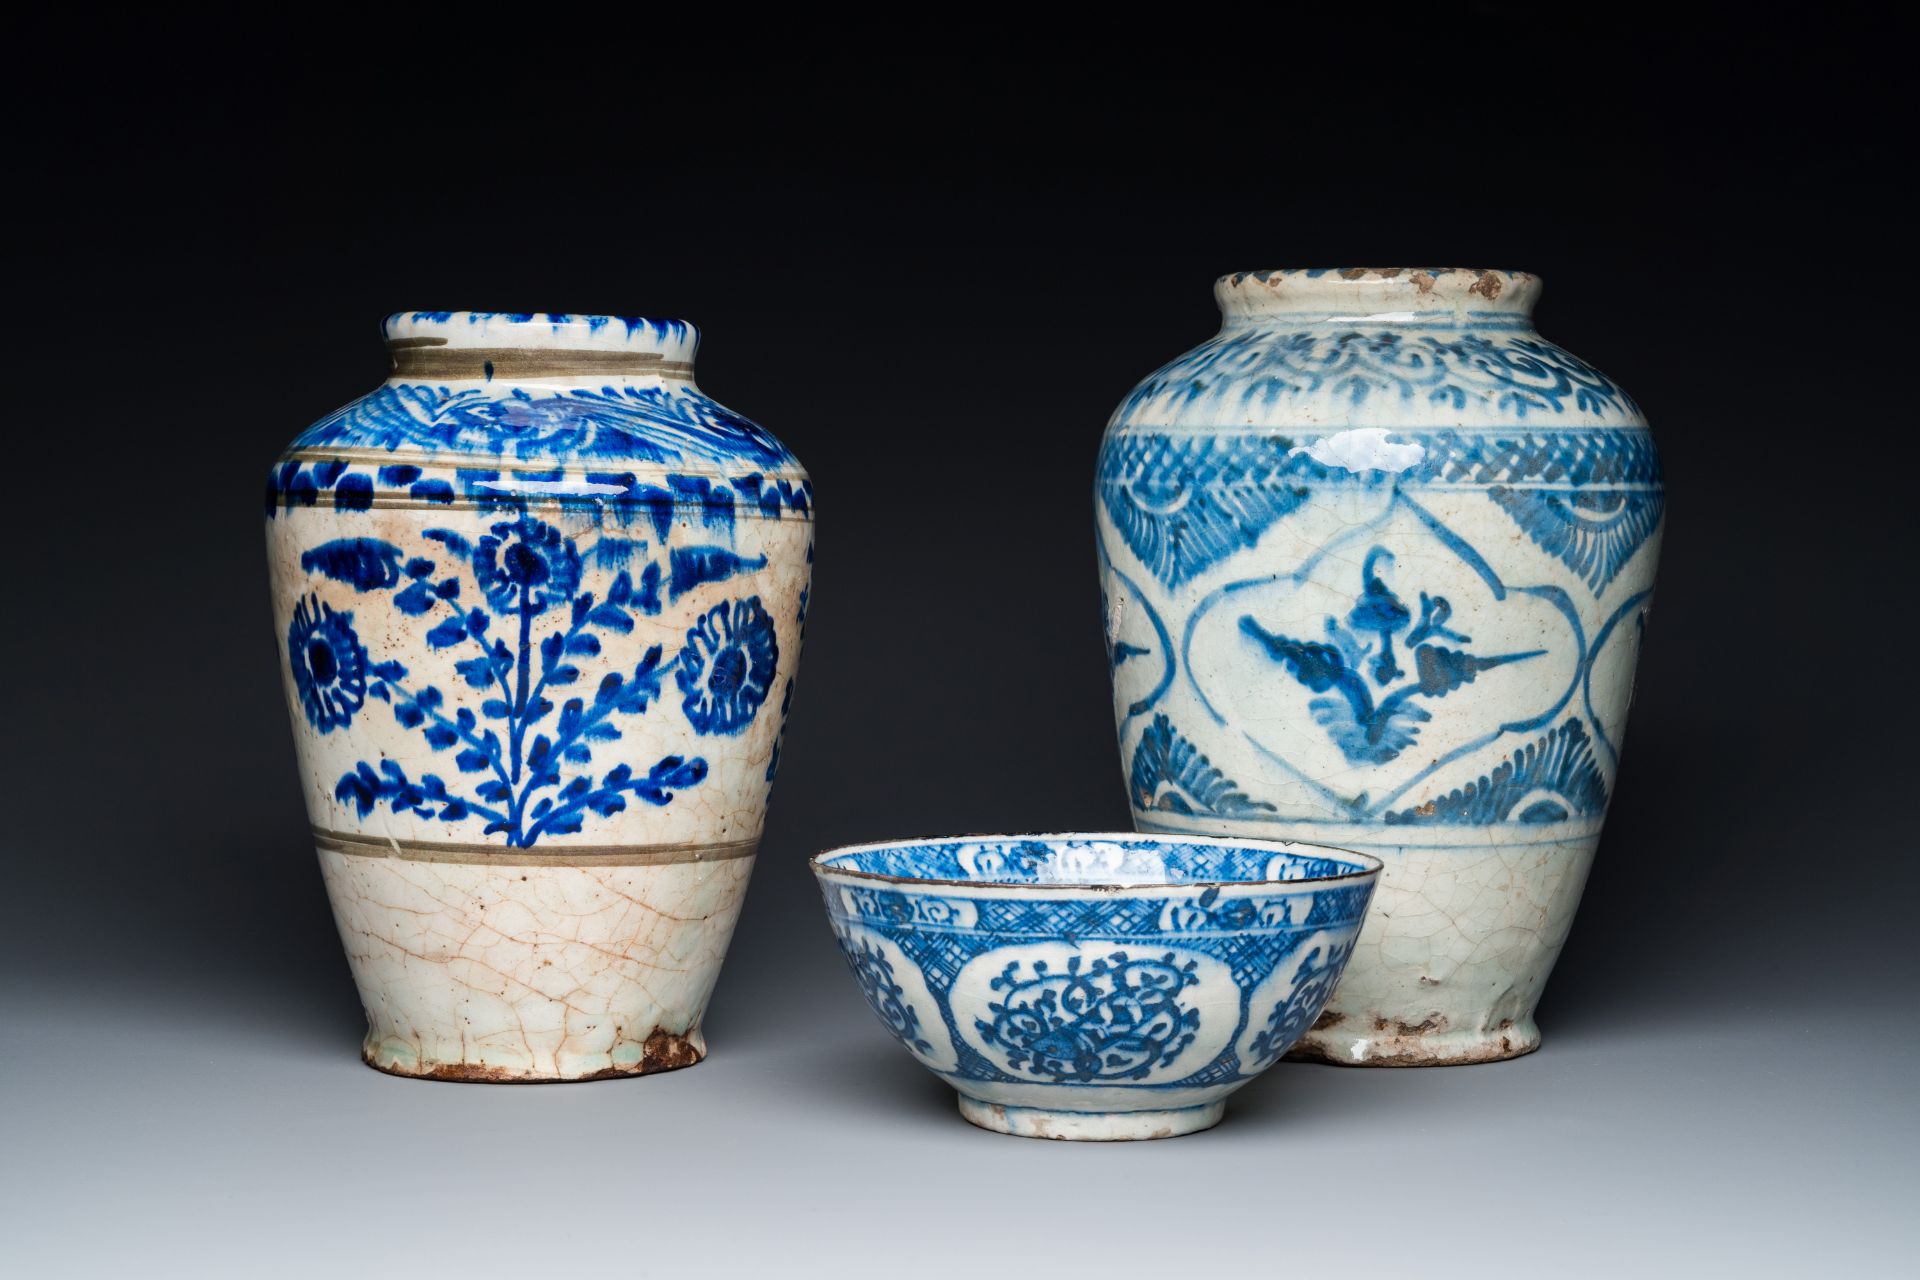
[815, 863, 1374, 1109]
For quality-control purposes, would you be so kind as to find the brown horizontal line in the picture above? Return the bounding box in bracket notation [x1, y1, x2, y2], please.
[313, 826, 759, 867]
[390, 347, 694, 380]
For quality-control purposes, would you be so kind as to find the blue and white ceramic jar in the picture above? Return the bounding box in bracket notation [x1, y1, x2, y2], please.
[266, 312, 812, 1080]
[1096, 269, 1661, 1065]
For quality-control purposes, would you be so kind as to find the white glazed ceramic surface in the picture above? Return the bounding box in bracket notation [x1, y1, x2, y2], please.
[267, 312, 812, 1080]
[812, 834, 1380, 1139]
[1096, 270, 1661, 1065]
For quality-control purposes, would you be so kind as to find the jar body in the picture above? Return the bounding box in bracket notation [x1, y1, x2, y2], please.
[266, 312, 812, 1080]
[1095, 271, 1661, 1065]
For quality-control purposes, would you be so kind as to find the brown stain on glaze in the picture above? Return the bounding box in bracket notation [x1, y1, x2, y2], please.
[362, 1028, 706, 1083]
[640, 1028, 703, 1073]
[1289, 1012, 1537, 1068]
[1374, 1013, 1448, 1036]
[1286, 1035, 1539, 1069]
[1288, 1038, 1539, 1068]
[1468, 270, 1505, 300]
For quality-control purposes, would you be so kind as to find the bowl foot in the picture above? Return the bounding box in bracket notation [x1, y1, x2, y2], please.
[957, 1096, 1225, 1141]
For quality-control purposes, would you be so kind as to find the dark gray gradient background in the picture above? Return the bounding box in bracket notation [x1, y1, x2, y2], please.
[4, 16, 1913, 1278]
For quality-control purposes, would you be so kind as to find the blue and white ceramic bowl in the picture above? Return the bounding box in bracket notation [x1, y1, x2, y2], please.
[811, 833, 1381, 1140]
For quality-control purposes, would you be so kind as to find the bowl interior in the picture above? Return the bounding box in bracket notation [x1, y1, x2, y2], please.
[812, 833, 1376, 889]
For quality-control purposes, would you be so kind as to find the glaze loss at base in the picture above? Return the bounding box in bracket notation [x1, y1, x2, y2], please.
[1288, 1015, 1542, 1067]
[957, 1096, 1227, 1141]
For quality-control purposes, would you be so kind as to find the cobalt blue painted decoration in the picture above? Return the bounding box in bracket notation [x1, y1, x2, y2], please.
[1486, 485, 1666, 594]
[1096, 433, 1312, 589]
[303, 508, 718, 848]
[1384, 719, 1608, 826]
[676, 596, 779, 736]
[1114, 323, 1636, 425]
[837, 936, 935, 1056]
[1096, 270, 1662, 1067]
[288, 595, 369, 733]
[268, 310, 813, 1082]
[295, 383, 797, 468]
[813, 833, 1380, 1140]
[1237, 545, 1545, 767]
[1128, 714, 1276, 817]
[1096, 427, 1662, 592]
[1244, 933, 1355, 1069]
[979, 951, 1202, 1082]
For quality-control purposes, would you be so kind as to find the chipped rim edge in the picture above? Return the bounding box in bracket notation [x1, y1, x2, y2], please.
[1214, 268, 1543, 316]
[1219, 267, 1536, 284]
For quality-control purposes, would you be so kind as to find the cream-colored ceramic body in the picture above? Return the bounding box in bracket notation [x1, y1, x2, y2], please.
[1096, 270, 1661, 1065]
[267, 312, 811, 1080]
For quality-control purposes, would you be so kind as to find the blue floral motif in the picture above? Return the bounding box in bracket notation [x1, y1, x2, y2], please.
[1487, 485, 1664, 594]
[1239, 546, 1543, 765]
[473, 515, 582, 616]
[837, 936, 933, 1055]
[1385, 718, 1608, 825]
[296, 505, 719, 848]
[1097, 434, 1312, 590]
[977, 951, 1201, 1082]
[676, 596, 778, 735]
[1129, 714, 1275, 817]
[1246, 935, 1357, 1069]
[287, 595, 368, 732]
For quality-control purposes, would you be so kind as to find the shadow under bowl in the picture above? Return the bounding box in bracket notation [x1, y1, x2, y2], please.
[810, 832, 1381, 1141]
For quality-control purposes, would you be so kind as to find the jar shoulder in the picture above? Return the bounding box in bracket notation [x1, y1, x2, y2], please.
[267, 378, 811, 523]
[1107, 321, 1649, 435]
[281, 378, 808, 479]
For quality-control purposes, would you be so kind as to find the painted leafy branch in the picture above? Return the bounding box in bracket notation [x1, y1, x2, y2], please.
[297, 511, 710, 847]
[1239, 546, 1542, 765]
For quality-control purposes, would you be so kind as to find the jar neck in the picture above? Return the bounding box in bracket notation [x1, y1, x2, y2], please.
[1214, 269, 1540, 328]
[381, 311, 699, 384]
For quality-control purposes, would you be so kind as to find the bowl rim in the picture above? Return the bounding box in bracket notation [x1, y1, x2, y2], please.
[808, 831, 1384, 893]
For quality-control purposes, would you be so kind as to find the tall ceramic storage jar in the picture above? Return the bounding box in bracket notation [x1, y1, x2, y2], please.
[1095, 270, 1660, 1065]
[266, 312, 812, 1081]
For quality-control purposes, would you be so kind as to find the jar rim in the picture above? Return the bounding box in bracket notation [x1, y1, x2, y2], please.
[1216, 268, 1540, 318]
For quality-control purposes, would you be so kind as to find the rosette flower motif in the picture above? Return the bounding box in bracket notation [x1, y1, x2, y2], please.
[677, 596, 779, 735]
[473, 515, 582, 616]
[287, 594, 368, 732]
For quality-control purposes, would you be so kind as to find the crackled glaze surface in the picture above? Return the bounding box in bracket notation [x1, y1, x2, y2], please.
[1095, 270, 1661, 1065]
[267, 312, 812, 1080]
[812, 834, 1379, 1139]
